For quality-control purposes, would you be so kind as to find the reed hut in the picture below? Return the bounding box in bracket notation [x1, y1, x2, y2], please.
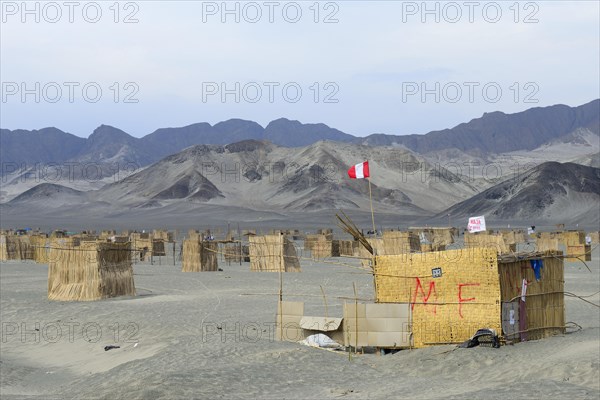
[310, 235, 332, 259]
[153, 229, 174, 242]
[358, 232, 420, 264]
[223, 242, 249, 263]
[0, 235, 34, 261]
[563, 231, 591, 262]
[338, 240, 358, 257]
[374, 248, 564, 348]
[420, 243, 446, 252]
[464, 232, 516, 254]
[409, 227, 457, 247]
[317, 228, 334, 240]
[303, 234, 320, 252]
[181, 239, 219, 272]
[382, 231, 421, 254]
[0, 235, 7, 262]
[536, 237, 560, 252]
[99, 230, 117, 239]
[47, 241, 135, 301]
[248, 235, 301, 272]
[30, 234, 50, 264]
[500, 230, 527, 245]
[130, 232, 153, 261]
[152, 239, 166, 256]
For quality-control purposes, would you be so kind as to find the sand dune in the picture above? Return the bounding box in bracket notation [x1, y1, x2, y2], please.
[1, 244, 598, 399]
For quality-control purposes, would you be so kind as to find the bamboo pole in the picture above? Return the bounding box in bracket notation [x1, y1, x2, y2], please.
[320, 285, 329, 318]
[368, 178, 376, 236]
[353, 282, 358, 354]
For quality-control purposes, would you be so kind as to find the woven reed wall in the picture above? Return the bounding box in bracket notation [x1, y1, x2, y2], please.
[382, 231, 420, 255]
[497, 252, 565, 341]
[420, 243, 446, 252]
[153, 230, 174, 242]
[536, 238, 560, 252]
[99, 230, 116, 239]
[0, 235, 34, 261]
[374, 248, 501, 348]
[358, 238, 385, 267]
[152, 239, 166, 256]
[500, 230, 527, 245]
[188, 230, 201, 240]
[249, 235, 300, 272]
[19, 236, 34, 260]
[30, 235, 50, 264]
[589, 232, 599, 244]
[566, 245, 592, 262]
[131, 233, 153, 261]
[182, 240, 219, 272]
[0, 235, 7, 261]
[410, 228, 456, 246]
[223, 243, 249, 262]
[311, 235, 332, 258]
[464, 232, 516, 254]
[303, 234, 321, 251]
[48, 241, 135, 301]
[338, 240, 358, 257]
[564, 231, 585, 246]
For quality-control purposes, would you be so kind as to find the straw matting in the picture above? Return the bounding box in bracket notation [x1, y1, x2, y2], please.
[182, 239, 219, 272]
[0, 235, 34, 261]
[48, 241, 135, 301]
[497, 251, 565, 341]
[249, 235, 300, 272]
[566, 245, 592, 262]
[464, 232, 516, 254]
[374, 248, 501, 348]
[536, 238, 560, 252]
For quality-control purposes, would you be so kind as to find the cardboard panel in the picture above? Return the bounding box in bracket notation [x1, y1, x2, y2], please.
[344, 303, 412, 348]
[502, 301, 520, 341]
[276, 301, 304, 341]
[299, 317, 342, 331]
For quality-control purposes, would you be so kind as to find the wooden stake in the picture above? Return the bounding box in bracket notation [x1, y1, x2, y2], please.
[320, 285, 329, 318]
[279, 252, 283, 341]
[353, 282, 358, 354]
[368, 178, 376, 236]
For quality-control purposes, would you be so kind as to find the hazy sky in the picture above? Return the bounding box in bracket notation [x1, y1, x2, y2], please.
[1, 0, 599, 138]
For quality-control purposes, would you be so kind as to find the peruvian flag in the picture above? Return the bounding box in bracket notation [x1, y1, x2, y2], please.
[348, 161, 370, 179]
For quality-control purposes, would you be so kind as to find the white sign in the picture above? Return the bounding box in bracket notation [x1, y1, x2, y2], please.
[527, 227, 535, 235]
[467, 216, 486, 233]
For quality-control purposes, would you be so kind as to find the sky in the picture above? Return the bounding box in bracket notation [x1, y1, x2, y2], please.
[1, 0, 599, 138]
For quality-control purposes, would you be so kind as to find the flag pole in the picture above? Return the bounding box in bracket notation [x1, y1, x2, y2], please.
[368, 177, 376, 235]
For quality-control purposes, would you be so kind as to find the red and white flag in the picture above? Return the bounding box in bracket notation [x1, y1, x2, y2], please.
[348, 161, 370, 179]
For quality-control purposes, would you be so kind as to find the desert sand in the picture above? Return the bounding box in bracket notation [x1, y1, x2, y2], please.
[1, 242, 599, 399]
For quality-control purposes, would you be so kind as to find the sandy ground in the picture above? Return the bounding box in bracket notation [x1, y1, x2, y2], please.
[1, 244, 599, 399]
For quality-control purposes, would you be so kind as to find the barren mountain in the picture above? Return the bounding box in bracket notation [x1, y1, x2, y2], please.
[91, 140, 477, 215]
[2, 101, 598, 174]
[0, 127, 86, 167]
[439, 162, 600, 224]
[361, 99, 599, 154]
[9, 183, 85, 206]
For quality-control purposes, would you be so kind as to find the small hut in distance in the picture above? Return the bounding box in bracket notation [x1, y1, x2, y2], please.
[182, 239, 219, 272]
[249, 234, 301, 272]
[48, 241, 135, 301]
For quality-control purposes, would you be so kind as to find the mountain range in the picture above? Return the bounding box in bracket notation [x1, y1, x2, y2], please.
[1, 100, 598, 227]
[2, 100, 598, 170]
